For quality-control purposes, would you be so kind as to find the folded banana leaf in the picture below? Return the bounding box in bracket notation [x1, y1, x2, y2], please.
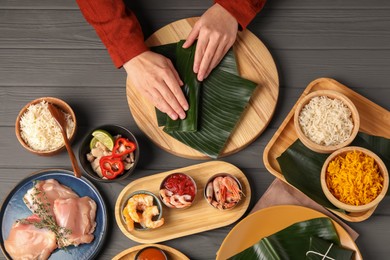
[162, 41, 200, 132]
[154, 41, 239, 128]
[228, 217, 344, 260]
[166, 68, 257, 158]
[152, 43, 178, 127]
[277, 132, 390, 211]
[152, 42, 177, 63]
[306, 236, 354, 260]
[152, 40, 257, 158]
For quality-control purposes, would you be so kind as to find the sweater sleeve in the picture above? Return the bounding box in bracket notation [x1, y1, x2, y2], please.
[215, 0, 267, 30]
[76, 0, 149, 68]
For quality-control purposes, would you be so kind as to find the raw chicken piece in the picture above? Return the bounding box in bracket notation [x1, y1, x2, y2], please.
[24, 179, 79, 216]
[90, 141, 110, 158]
[53, 196, 97, 247]
[4, 215, 57, 260]
[91, 158, 103, 177]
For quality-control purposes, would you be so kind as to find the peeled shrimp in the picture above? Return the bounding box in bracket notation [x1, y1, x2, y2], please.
[125, 194, 154, 223]
[122, 207, 135, 231]
[123, 194, 164, 231]
[170, 194, 192, 208]
[141, 206, 164, 229]
[159, 189, 174, 207]
[178, 194, 192, 204]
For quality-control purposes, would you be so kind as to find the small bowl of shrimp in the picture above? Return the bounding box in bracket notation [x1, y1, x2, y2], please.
[121, 190, 164, 231]
[204, 173, 244, 210]
[159, 172, 197, 209]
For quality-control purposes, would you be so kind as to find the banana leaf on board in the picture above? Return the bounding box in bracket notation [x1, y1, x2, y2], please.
[154, 42, 238, 127]
[163, 42, 200, 132]
[277, 132, 390, 211]
[228, 217, 354, 260]
[152, 40, 257, 158]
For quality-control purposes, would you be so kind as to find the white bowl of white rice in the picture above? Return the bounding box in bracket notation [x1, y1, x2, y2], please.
[15, 97, 77, 156]
[294, 90, 360, 154]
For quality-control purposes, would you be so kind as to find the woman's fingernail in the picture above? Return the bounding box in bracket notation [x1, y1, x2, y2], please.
[170, 113, 178, 120]
[183, 104, 189, 111]
[182, 42, 188, 48]
[179, 112, 186, 120]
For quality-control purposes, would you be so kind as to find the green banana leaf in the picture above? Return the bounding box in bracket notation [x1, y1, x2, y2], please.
[153, 41, 239, 128]
[151, 42, 177, 63]
[152, 42, 178, 127]
[277, 132, 390, 211]
[165, 68, 257, 158]
[306, 236, 354, 260]
[166, 42, 199, 132]
[229, 217, 348, 260]
[152, 40, 257, 158]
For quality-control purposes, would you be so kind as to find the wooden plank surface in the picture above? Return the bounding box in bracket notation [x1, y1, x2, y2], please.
[2, 9, 390, 49]
[0, 0, 390, 259]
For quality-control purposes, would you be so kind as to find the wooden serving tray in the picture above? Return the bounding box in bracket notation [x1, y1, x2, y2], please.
[263, 78, 390, 222]
[115, 161, 251, 243]
[112, 244, 189, 260]
[126, 17, 279, 159]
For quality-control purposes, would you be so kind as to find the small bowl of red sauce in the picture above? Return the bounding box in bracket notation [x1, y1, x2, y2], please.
[159, 172, 197, 209]
[135, 246, 167, 260]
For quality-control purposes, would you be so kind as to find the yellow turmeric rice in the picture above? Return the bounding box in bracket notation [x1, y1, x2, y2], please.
[326, 150, 384, 206]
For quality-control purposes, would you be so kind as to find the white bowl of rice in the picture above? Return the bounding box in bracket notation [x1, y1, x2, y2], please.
[15, 97, 77, 156]
[294, 90, 360, 154]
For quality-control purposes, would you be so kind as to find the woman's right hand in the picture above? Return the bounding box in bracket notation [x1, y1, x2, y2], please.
[123, 51, 189, 120]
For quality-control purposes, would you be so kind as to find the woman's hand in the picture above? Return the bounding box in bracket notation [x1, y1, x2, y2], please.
[124, 51, 188, 120]
[183, 3, 238, 81]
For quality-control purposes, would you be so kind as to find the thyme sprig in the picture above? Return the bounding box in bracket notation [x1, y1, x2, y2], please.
[18, 181, 72, 248]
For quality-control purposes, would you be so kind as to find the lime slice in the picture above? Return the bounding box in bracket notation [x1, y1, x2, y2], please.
[89, 136, 99, 150]
[91, 129, 114, 150]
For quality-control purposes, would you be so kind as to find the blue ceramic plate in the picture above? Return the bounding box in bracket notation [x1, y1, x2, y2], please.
[0, 169, 107, 260]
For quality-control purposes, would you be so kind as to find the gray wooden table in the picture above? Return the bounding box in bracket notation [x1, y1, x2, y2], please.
[1, 0, 389, 259]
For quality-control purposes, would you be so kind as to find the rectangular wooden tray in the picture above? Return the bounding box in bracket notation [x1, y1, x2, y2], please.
[263, 78, 390, 222]
[115, 161, 251, 243]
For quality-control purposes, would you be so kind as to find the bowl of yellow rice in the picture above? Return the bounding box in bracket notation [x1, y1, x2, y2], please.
[321, 146, 388, 213]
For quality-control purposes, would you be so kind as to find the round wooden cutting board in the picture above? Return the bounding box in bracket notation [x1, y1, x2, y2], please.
[126, 17, 279, 159]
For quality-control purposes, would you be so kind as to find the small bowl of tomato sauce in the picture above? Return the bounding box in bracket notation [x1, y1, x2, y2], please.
[159, 172, 197, 209]
[135, 246, 167, 260]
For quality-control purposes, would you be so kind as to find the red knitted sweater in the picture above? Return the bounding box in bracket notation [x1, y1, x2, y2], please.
[76, 0, 266, 68]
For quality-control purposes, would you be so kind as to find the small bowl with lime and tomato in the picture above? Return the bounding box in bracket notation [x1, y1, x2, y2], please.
[79, 124, 139, 182]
